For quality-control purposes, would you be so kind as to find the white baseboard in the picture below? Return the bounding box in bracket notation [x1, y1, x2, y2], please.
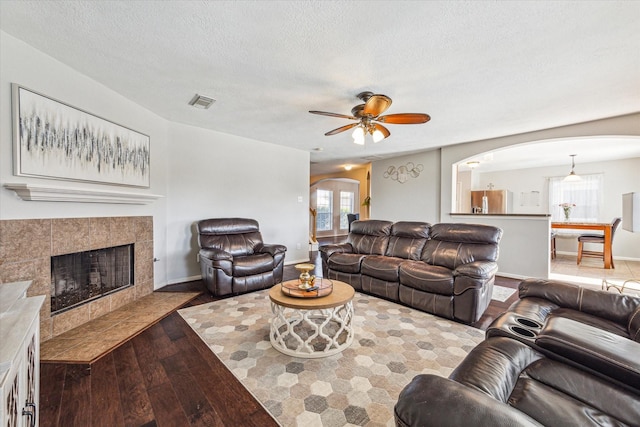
[496, 272, 531, 280]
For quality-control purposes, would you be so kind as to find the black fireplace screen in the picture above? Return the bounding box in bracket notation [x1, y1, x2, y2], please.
[51, 244, 134, 315]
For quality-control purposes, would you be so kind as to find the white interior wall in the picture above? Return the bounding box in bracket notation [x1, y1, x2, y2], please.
[370, 150, 440, 223]
[1, 31, 311, 288]
[165, 123, 310, 283]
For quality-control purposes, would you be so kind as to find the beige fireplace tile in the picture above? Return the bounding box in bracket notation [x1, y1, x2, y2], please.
[53, 337, 123, 363]
[52, 218, 90, 256]
[98, 308, 136, 322]
[134, 216, 154, 242]
[0, 259, 37, 285]
[89, 295, 112, 319]
[0, 219, 51, 263]
[40, 297, 51, 320]
[27, 257, 51, 297]
[40, 317, 53, 342]
[52, 304, 91, 336]
[136, 280, 155, 298]
[110, 285, 136, 310]
[2, 216, 155, 342]
[136, 261, 154, 286]
[110, 217, 136, 246]
[89, 217, 111, 250]
[41, 336, 83, 359]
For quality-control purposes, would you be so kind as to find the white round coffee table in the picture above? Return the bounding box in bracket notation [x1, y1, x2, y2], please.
[268, 279, 355, 358]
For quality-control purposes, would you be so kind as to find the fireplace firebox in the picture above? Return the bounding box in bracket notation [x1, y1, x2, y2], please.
[51, 244, 134, 315]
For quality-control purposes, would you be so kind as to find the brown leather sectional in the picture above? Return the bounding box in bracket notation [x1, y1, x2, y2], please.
[319, 220, 503, 324]
[395, 278, 640, 426]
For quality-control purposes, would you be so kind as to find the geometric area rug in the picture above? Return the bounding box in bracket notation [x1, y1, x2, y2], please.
[178, 289, 485, 426]
[491, 285, 517, 302]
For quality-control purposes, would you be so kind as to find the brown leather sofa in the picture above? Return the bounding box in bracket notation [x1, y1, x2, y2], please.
[395, 279, 640, 426]
[319, 220, 503, 324]
[197, 218, 287, 296]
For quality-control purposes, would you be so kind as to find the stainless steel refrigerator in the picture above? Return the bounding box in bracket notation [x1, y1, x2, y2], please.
[470, 190, 513, 214]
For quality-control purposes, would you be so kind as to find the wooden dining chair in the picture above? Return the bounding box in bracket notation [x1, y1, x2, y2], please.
[550, 231, 557, 259]
[577, 217, 622, 267]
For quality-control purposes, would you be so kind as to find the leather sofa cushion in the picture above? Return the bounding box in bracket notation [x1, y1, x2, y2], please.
[198, 218, 263, 257]
[347, 220, 392, 255]
[430, 223, 502, 244]
[535, 316, 640, 389]
[399, 261, 454, 295]
[421, 223, 501, 270]
[385, 221, 430, 260]
[327, 253, 366, 274]
[550, 307, 630, 337]
[361, 255, 404, 282]
[232, 253, 274, 276]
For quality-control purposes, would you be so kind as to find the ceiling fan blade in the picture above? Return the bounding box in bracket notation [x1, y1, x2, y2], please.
[309, 110, 358, 120]
[373, 123, 391, 139]
[325, 123, 359, 136]
[363, 94, 392, 117]
[375, 113, 431, 124]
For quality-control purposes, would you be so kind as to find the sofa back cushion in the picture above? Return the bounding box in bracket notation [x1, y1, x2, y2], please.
[197, 218, 263, 256]
[421, 223, 502, 269]
[385, 221, 431, 260]
[347, 220, 393, 255]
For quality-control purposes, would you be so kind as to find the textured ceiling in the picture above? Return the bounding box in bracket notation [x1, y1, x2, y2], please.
[1, 1, 639, 174]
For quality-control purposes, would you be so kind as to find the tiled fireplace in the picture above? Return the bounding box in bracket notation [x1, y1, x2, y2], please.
[0, 216, 154, 342]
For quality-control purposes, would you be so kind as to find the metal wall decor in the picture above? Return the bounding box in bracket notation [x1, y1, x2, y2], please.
[383, 162, 424, 184]
[12, 84, 150, 188]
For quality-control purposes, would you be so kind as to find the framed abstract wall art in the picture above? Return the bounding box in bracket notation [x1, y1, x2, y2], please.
[11, 83, 151, 188]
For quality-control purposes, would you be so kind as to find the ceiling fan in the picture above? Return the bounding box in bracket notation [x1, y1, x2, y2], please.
[309, 91, 430, 145]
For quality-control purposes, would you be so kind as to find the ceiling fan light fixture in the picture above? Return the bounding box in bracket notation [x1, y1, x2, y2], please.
[352, 126, 365, 145]
[372, 129, 385, 143]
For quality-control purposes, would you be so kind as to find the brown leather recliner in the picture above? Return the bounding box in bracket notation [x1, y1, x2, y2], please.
[197, 218, 287, 296]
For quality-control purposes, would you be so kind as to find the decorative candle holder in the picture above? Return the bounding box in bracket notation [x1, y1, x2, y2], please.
[295, 263, 316, 289]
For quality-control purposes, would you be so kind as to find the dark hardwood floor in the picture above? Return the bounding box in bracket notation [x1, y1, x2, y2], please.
[40, 247, 519, 427]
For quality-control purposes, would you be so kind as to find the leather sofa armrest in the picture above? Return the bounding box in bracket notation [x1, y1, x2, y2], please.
[256, 243, 287, 257]
[536, 316, 640, 389]
[454, 261, 498, 280]
[395, 375, 543, 427]
[199, 248, 233, 262]
[319, 243, 353, 260]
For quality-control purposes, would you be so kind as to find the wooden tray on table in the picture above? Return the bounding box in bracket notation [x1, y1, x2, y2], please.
[280, 278, 333, 298]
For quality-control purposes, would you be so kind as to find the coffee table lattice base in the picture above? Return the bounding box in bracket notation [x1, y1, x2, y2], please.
[270, 302, 354, 358]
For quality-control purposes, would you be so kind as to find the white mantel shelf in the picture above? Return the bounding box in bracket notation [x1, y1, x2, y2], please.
[4, 183, 163, 204]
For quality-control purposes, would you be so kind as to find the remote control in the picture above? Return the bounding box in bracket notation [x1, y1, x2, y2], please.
[305, 286, 319, 292]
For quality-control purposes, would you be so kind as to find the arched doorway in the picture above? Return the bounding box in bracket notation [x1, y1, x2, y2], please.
[310, 178, 360, 239]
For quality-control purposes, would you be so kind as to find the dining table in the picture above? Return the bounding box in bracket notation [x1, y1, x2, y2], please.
[551, 221, 614, 269]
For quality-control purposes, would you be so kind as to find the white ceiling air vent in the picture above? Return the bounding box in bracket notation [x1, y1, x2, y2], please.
[188, 94, 216, 109]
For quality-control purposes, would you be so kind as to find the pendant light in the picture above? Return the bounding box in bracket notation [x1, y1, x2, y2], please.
[564, 154, 581, 181]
